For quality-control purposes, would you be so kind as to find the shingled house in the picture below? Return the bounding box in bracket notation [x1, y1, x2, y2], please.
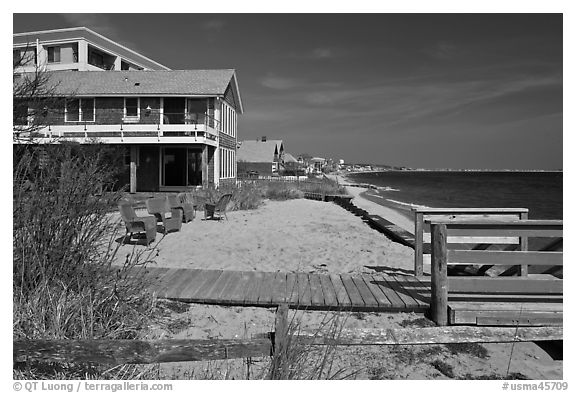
[14, 28, 243, 191]
[236, 138, 284, 177]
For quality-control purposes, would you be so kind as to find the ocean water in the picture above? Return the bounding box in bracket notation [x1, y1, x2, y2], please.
[347, 171, 563, 220]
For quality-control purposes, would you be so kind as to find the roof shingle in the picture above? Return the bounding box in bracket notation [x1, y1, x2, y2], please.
[43, 69, 237, 96]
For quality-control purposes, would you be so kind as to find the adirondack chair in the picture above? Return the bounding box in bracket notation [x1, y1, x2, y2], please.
[204, 193, 233, 221]
[146, 197, 183, 233]
[118, 200, 157, 245]
[167, 193, 195, 223]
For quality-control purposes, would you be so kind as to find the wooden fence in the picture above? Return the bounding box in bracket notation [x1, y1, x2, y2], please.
[428, 219, 563, 326]
[412, 208, 529, 277]
[14, 305, 562, 366]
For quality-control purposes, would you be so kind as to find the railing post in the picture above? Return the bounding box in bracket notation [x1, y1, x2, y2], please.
[430, 222, 448, 326]
[414, 211, 424, 277]
[519, 211, 529, 276]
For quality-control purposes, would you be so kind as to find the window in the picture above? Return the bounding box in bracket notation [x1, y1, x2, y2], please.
[219, 147, 236, 179]
[65, 98, 95, 122]
[14, 48, 37, 66]
[124, 98, 140, 120]
[47, 46, 60, 63]
[81, 99, 95, 122]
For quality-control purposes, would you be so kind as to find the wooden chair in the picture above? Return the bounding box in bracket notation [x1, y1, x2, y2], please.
[145, 197, 183, 233]
[204, 193, 233, 221]
[167, 193, 195, 223]
[118, 200, 157, 245]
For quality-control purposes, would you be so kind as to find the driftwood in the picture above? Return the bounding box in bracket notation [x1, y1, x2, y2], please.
[14, 326, 562, 366]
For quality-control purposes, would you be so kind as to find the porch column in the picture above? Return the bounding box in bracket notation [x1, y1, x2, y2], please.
[202, 145, 208, 188]
[130, 145, 138, 193]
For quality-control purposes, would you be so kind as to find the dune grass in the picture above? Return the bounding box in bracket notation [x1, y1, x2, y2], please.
[13, 145, 159, 379]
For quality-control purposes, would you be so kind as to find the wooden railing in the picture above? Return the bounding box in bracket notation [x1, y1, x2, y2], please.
[14, 305, 562, 366]
[412, 208, 529, 277]
[428, 219, 563, 326]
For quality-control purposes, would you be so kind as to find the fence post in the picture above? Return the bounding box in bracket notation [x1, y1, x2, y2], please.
[519, 211, 529, 276]
[430, 223, 448, 326]
[414, 211, 424, 277]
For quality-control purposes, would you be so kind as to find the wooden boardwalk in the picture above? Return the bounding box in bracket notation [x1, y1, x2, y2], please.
[143, 267, 431, 312]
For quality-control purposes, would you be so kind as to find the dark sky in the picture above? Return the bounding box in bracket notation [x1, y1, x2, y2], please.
[14, 13, 563, 169]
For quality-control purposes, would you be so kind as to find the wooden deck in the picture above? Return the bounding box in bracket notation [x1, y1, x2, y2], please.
[143, 267, 431, 312]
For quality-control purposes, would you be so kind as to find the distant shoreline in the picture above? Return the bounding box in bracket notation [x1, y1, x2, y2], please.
[341, 169, 562, 175]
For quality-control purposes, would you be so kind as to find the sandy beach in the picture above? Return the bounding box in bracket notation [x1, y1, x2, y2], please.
[111, 187, 562, 380]
[114, 197, 414, 274]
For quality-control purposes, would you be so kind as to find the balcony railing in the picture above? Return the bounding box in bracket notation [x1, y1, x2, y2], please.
[15, 111, 221, 144]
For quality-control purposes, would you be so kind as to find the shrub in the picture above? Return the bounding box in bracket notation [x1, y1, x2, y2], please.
[191, 182, 263, 211]
[264, 182, 304, 200]
[13, 145, 158, 359]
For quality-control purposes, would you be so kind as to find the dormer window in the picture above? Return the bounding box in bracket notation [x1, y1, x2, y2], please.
[123, 98, 140, 122]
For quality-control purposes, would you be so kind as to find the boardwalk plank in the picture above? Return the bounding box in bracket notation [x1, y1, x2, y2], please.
[287, 273, 299, 305]
[146, 268, 440, 312]
[172, 269, 214, 300]
[216, 270, 244, 303]
[202, 270, 236, 303]
[270, 272, 288, 305]
[243, 271, 266, 305]
[170, 269, 205, 299]
[153, 268, 185, 297]
[225, 271, 253, 305]
[144, 267, 170, 282]
[387, 275, 420, 310]
[329, 274, 352, 308]
[371, 274, 407, 310]
[309, 274, 325, 307]
[296, 273, 312, 307]
[409, 276, 433, 304]
[163, 269, 197, 298]
[340, 274, 365, 307]
[351, 275, 379, 307]
[184, 270, 223, 302]
[143, 268, 170, 292]
[361, 274, 393, 307]
[318, 274, 338, 308]
[255, 272, 277, 305]
[395, 275, 428, 308]
[174, 269, 218, 301]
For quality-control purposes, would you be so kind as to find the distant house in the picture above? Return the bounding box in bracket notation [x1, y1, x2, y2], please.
[282, 152, 304, 176]
[237, 137, 284, 177]
[310, 157, 327, 173]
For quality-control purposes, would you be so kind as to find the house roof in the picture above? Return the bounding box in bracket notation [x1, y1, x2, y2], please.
[237, 140, 283, 163]
[283, 153, 298, 163]
[32, 70, 244, 113]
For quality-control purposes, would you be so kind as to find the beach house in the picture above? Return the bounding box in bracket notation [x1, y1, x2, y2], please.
[13, 27, 243, 191]
[236, 138, 284, 177]
[13, 27, 169, 72]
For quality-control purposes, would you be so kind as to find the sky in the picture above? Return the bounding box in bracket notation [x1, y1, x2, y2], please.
[13, 13, 563, 170]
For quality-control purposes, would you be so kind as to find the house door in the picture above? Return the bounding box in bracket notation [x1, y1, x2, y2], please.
[187, 149, 202, 186]
[161, 147, 203, 187]
[162, 148, 187, 186]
